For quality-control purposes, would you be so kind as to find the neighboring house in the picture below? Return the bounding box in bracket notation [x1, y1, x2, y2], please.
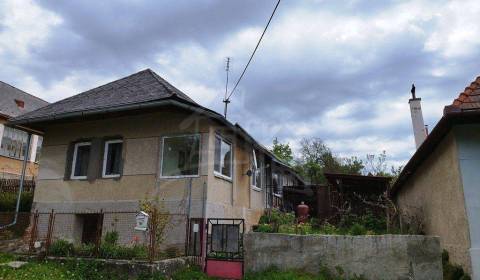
[9, 69, 303, 249]
[0, 81, 48, 179]
[391, 76, 480, 277]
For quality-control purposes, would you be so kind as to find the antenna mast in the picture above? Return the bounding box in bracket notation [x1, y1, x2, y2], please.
[223, 57, 231, 118]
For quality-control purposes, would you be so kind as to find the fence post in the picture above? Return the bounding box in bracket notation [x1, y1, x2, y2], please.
[95, 209, 104, 257]
[45, 209, 55, 256]
[28, 210, 39, 253]
[148, 209, 157, 263]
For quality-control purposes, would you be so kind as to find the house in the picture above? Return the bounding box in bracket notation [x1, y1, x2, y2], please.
[8, 69, 303, 249]
[0, 81, 48, 179]
[391, 77, 480, 277]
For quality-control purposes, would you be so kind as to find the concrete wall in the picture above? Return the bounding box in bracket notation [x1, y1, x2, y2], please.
[455, 124, 480, 279]
[244, 233, 443, 280]
[395, 131, 472, 272]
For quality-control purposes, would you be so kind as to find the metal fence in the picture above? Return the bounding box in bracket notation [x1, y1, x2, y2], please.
[1, 210, 192, 262]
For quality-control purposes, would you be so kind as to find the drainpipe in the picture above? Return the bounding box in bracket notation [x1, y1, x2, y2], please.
[0, 132, 31, 229]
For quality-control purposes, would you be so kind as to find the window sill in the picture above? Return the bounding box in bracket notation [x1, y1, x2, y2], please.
[70, 176, 87, 180]
[214, 172, 233, 182]
[160, 175, 200, 179]
[273, 193, 282, 198]
[251, 186, 262, 192]
[102, 174, 121, 179]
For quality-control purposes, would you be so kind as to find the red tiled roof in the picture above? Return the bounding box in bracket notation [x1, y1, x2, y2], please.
[449, 76, 480, 111]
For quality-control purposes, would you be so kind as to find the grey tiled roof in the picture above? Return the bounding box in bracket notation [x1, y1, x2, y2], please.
[11, 69, 197, 122]
[0, 81, 48, 118]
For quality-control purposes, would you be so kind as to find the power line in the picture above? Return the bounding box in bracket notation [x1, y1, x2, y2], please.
[226, 0, 281, 101]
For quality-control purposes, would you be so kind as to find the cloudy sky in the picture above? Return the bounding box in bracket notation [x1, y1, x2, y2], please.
[1, 0, 480, 167]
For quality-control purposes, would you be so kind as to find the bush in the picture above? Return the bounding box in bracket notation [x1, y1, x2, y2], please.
[74, 243, 96, 257]
[49, 239, 74, 256]
[0, 192, 33, 212]
[443, 250, 471, 280]
[349, 223, 367, 236]
[104, 231, 119, 245]
[99, 243, 148, 260]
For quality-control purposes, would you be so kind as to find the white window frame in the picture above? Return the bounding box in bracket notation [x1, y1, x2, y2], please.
[102, 139, 123, 178]
[71, 142, 91, 180]
[213, 135, 233, 181]
[251, 149, 262, 191]
[160, 134, 201, 179]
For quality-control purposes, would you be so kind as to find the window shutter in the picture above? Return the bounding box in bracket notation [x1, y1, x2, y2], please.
[87, 138, 103, 182]
[64, 142, 75, 180]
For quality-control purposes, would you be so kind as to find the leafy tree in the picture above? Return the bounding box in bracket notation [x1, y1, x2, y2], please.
[271, 137, 293, 165]
[295, 137, 364, 184]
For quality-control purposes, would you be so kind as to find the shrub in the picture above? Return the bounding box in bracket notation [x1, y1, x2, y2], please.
[104, 231, 119, 245]
[254, 224, 275, 233]
[74, 243, 96, 257]
[99, 243, 148, 259]
[443, 250, 471, 280]
[0, 192, 33, 212]
[49, 239, 74, 256]
[349, 223, 367, 236]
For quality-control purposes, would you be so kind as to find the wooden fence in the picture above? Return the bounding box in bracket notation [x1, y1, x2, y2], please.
[0, 179, 35, 193]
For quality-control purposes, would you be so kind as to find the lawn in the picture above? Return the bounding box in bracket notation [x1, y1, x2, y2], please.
[0, 252, 210, 280]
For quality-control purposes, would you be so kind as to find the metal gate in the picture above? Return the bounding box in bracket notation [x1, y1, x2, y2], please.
[205, 218, 244, 279]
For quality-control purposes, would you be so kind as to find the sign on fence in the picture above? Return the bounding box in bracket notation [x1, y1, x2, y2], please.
[134, 211, 149, 231]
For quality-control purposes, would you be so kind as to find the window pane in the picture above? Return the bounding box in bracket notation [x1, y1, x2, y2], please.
[162, 135, 200, 176]
[105, 142, 122, 175]
[0, 127, 29, 160]
[74, 145, 90, 177]
[221, 141, 231, 177]
[214, 137, 221, 173]
[36, 136, 43, 162]
[214, 137, 232, 178]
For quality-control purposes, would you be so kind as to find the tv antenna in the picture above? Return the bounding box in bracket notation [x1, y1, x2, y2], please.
[223, 57, 231, 118]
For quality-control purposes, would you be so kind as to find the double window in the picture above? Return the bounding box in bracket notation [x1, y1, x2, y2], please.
[161, 135, 200, 178]
[214, 135, 232, 180]
[0, 126, 29, 160]
[70, 139, 123, 180]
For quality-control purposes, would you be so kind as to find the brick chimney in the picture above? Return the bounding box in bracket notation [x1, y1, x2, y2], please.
[409, 84, 427, 149]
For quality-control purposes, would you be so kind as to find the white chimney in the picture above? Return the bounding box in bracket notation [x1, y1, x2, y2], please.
[409, 84, 427, 149]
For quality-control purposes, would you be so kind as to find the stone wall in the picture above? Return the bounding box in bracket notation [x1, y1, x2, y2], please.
[244, 233, 443, 280]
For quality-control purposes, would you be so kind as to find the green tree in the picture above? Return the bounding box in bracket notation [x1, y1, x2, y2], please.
[271, 137, 293, 165]
[295, 137, 364, 184]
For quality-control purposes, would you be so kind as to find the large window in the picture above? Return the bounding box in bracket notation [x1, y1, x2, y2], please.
[0, 126, 29, 160]
[161, 135, 200, 177]
[214, 135, 232, 179]
[71, 142, 91, 179]
[102, 139, 123, 178]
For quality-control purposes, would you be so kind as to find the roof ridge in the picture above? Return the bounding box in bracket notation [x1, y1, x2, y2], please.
[146, 69, 196, 104]
[25, 69, 152, 113]
[0, 80, 49, 104]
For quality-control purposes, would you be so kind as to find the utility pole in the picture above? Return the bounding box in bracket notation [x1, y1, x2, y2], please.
[223, 57, 231, 118]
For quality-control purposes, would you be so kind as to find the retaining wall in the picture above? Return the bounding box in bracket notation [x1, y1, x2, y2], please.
[244, 233, 443, 280]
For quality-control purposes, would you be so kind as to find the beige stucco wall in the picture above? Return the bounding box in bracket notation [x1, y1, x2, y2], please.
[34, 107, 267, 247]
[204, 125, 265, 230]
[395, 131, 471, 272]
[35, 108, 211, 215]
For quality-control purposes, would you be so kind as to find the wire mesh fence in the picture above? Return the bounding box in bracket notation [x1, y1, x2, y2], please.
[0, 210, 192, 262]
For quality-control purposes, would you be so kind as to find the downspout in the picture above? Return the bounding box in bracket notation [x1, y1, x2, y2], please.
[0, 133, 32, 229]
